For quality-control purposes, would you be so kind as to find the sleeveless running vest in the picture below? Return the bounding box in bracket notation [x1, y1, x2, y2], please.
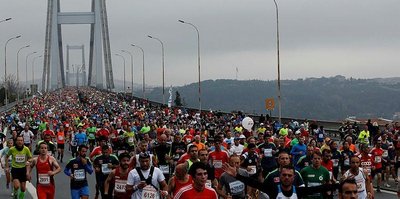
[36, 155, 54, 186]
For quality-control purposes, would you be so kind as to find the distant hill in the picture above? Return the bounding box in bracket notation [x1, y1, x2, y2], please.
[145, 76, 400, 121]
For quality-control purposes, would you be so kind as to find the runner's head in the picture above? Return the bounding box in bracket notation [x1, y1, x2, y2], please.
[101, 145, 110, 156]
[175, 163, 188, 179]
[339, 178, 358, 199]
[118, 152, 131, 169]
[39, 142, 49, 155]
[188, 162, 208, 186]
[139, 140, 148, 152]
[138, 152, 151, 170]
[78, 145, 88, 158]
[188, 145, 198, 160]
[229, 155, 241, 169]
[311, 151, 323, 168]
[280, 165, 295, 188]
[7, 138, 13, 147]
[15, 135, 24, 148]
[350, 156, 360, 171]
[278, 151, 290, 167]
[322, 149, 332, 162]
[44, 133, 51, 142]
[198, 148, 208, 163]
[98, 136, 107, 146]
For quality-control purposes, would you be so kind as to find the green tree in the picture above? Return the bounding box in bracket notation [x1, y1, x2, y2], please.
[174, 91, 183, 107]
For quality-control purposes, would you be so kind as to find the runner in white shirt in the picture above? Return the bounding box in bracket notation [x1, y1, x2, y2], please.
[21, 124, 34, 151]
[342, 156, 373, 199]
[126, 152, 168, 199]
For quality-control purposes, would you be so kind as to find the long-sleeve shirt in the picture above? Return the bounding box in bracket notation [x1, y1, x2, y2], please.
[290, 143, 307, 165]
[64, 156, 93, 189]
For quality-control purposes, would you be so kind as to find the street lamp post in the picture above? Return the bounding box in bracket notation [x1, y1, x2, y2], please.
[16, 45, 30, 102]
[25, 51, 37, 97]
[115, 54, 126, 95]
[4, 35, 21, 105]
[131, 44, 145, 99]
[0, 18, 11, 23]
[178, 19, 201, 111]
[121, 50, 134, 96]
[273, 0, 282, 123]
[32, 55, 42, 85]
[147, 35, 165, 104]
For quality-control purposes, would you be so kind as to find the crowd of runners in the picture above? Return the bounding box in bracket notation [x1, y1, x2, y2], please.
[0, 87, 400, 199]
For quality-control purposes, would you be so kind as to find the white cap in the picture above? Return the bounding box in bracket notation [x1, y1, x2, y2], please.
[239, 134, 246, 139]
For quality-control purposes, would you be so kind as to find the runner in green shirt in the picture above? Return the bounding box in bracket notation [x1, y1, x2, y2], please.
[87, 126, 97, 151]
[123, 130, 136, 151]
[5, 136, 33, 199]
[300, 151, 330, 199]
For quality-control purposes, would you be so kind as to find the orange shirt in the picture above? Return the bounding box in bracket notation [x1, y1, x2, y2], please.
[193, 142, 206, 151]
[56, 131, 65, 144]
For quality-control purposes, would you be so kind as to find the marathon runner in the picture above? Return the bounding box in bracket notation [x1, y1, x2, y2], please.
[64, 145, 94, 199]
[27, 142, 61, 199]
[5, 136, 32, 199]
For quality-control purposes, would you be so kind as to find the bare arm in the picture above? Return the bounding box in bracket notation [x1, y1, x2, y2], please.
[216, 182, 229, 199]
[49, 156, 61, 175]
[167, 176, 175, 196]
[104, 169, 115, 195]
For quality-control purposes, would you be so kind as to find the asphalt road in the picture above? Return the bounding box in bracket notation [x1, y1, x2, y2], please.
[0, 143, 97, 199]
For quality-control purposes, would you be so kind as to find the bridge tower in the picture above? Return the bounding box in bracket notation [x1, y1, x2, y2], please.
[66, 45, 86, 86]
[42, 0, 114, 91]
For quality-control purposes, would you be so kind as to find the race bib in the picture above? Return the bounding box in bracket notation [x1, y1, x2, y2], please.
[356, 179, 364, 192]
[206, 180, 212, 188]
[159, 165, 169, 174]
[114, 179, 127, 193]
[229, 181, 245, 195]
[383, 150, 388, 158]
[186, 138, 191, 143]
[213, 160, 222, 168]
[142, 185, 159, 199]
[74, 169, 85, 180]
[118, 150, 125, 156]
[248, 165, 257, 175]
[101, 164, 111, 174]
[344, 159, 350, 166]
[38, 174, 50, 185]
[15, 154, 26, 163]
[264, 149, 272, 157]
[375, 156, 381, 163]
[128, 137, 134, 143]
[318, 133, 323, 139]
[332, 159, 339, 167]
[58, 136, 64, 141]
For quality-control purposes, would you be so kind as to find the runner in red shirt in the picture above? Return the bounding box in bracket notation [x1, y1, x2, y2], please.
[56, 126, 65, 162]
[358, 143, 375, 194]
[89, 136, 113, 161]
[104, 153, 131, 199]
[27, 142, 61, 199]
[370, 139, 384, 192]
[321, 149, 334, 182]
[43, 125, 55, 139]
[168, 163, 193, 197]
[208, 137, 229, 178]
[173, 162, 218, 199]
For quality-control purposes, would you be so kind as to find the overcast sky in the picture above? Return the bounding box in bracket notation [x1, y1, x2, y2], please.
[1, 0, 399, 87]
